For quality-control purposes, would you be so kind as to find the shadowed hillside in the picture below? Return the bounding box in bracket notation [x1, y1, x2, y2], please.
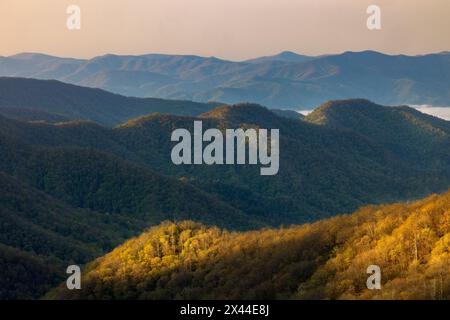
[0, 170, 142, 299]
[112, 102, 450, 223]
[1, 97, 450, 225]
[0, 77, 218, 126]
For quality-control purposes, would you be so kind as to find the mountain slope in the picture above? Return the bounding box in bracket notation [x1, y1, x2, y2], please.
[0, 243, 59, 300]
[305, 99, 450, 166]
[48, 189, 450, 300]
[0, 77, 217, 126]
[0, 121, 258, 230]
[0, 169, 140, 299]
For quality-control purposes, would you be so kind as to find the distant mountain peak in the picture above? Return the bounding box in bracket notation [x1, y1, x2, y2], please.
[10, 52, 81, 61]
[10, 52, 50, 58]
[277, 50, 302, 57]
[343, 50, 384, 55]
[244, 51, 313, 64]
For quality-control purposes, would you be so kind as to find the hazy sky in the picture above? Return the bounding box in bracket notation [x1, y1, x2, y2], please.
[1, 0, 449, 60]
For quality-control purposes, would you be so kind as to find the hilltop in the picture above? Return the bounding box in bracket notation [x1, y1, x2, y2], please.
[305, 99, 450, 165]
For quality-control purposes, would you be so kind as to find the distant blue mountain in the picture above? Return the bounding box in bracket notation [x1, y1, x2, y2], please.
[244, 51, 314, 64]
[1, 50, 449, 109]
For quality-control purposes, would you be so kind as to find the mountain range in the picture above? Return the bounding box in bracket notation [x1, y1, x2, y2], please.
[1, 50, 450, 108]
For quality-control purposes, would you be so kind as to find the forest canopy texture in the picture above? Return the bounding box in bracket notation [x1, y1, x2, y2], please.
[48, 191, 450, 300]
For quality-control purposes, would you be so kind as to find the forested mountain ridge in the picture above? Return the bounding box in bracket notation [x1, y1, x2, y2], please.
[0, 77, 218, 126]
[1, 98, 450, 225]
[111, 102, 450, 223]
[48, 189, 450, 300]
[0, 121, 258, 230]
[305, 99, 450, 166]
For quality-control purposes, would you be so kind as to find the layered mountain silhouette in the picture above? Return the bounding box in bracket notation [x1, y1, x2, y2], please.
[1, 78, 450, 299]
[1, 51, 450, 108]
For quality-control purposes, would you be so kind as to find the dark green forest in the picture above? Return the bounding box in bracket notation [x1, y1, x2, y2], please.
[0, 77, 219, 126]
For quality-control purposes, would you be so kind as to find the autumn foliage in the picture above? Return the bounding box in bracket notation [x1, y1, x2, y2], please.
[50, 191, 450, 300]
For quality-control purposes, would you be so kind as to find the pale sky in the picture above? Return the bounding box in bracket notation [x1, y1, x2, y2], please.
[1, 0, 449, 60]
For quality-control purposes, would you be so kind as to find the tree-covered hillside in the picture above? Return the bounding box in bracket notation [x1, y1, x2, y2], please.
[0, 170, 141, 299]
[305, 99, 450, 166]
[0, 118, 258, 230]
[1, 99, 450, 225]
[0, 77, 218, 126]
[112, 102, 450, 223]
[48, 190, 450, 300]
